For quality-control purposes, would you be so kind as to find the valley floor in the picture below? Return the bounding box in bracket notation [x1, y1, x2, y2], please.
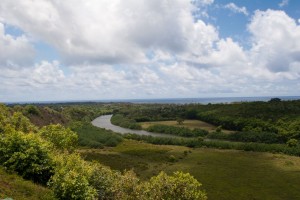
[80, 139, 300, 200]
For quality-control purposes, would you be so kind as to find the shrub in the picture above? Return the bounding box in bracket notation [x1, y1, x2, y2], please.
[39, 124, 78, 152]
[287, 139, 298, 147]
[168, 155, 177, 162]
[48, 153, 97, 200]
[24, 105, 40, 116]
[0, 130, 53, 184]
[137, 171, 207, 200]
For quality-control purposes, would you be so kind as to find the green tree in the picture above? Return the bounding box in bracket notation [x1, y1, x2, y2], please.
[0, 130, 53, 184]
[287, 139, 298, 147]
[39, 124, 78, 152]
[138, 171, 207, 200]
[48, 153, 97, 200]
[10, 112, 36, 133]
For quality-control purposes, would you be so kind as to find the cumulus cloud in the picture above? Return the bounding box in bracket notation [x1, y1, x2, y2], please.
[0, 23, 34, 67]
[0, 1, 300, 101]
[0, 0, 203, 65]
[224, 3, 249, 16]
[248, 9, 300, 74]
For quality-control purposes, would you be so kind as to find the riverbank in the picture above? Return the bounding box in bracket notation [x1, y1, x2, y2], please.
[92, 115, 179, 138]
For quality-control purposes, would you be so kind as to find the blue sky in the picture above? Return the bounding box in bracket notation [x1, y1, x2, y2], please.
[0, 0, 300, 102]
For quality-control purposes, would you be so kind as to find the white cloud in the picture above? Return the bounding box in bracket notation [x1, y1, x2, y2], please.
[0, 0, 200, 65]
[224, 3, 249, 16]
[248, 9, 300, 74]
[0, 2, 300, 101]
[279, 0, 289, 7]
[0, 22, 34, 67]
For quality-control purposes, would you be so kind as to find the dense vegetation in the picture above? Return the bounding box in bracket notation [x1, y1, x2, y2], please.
[124, 134, 300, 156]
[111, 114, 142, 129]
[188, 99, 300, 142]
[146, 124, 208, 137]
[111, 99, 300, 145]
[0, 103, 207, 199]
[71, 122, 123, 148]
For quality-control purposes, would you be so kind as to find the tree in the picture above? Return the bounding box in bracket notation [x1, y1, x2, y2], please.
[39, 124, 78, 152]
[137, 171, 207, 200]
[269, 98, 281, 103]
[48, 153, 97, 200]
[10, 112, 36, 133]
[0, 130, 53, 184]
[287, 139, 298, 147]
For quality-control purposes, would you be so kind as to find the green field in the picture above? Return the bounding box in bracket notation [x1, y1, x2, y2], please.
[81, 140, 300, 200]
[0, 167, 55, 200]
[139, 120, 233, 133]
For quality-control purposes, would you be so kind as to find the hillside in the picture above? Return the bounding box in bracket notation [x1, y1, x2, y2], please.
[0, 167, 55, 200]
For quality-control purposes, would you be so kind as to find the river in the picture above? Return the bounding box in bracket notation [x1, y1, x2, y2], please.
[92, 114, 178, 138]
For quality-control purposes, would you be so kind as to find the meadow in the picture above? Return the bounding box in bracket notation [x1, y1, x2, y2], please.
[81, 139, 300, 200]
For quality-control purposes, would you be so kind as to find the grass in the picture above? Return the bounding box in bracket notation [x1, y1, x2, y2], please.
[80, 139, 300, 200]
[0, 167, 56, 200]
[140, 120, 233, 133]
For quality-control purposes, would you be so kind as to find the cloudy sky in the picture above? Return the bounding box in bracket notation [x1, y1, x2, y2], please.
[1, 0, 300, 102]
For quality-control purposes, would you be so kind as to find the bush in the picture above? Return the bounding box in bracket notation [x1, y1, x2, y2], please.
[0, 130, 53, 184]
[48, 153, 97, 200]
[168, 155, 177, 162]
[287, 139, 298, 147]
[9, 112, 36, 133]
[138, 171, 207, 200]
[24, 105, 40, 116]
[39, 124, 78, 152]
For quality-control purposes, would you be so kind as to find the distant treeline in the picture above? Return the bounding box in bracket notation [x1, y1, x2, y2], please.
[113, 99, 300, 143]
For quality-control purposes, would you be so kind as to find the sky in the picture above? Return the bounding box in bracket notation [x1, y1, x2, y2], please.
[0, 0, 300, 102]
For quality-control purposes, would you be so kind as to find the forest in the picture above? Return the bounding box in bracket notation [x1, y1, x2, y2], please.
[1, 99, 300, 199]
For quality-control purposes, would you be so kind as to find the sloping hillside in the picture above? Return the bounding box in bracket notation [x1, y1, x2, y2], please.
[0, 167, 55, 200]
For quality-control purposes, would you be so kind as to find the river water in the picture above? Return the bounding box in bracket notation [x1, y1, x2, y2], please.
[92, 115, 178, 138]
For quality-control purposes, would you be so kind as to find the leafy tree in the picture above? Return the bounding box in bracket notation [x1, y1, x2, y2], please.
[24, 105, 40, 116]
[48, 153, 97, 200]
[269, 98, 281, 103]
[287, 139, 298, 147]
[39, 124, 78, 152]
[138, 171, 207, 200]
[10, 112, 36, 133]
[0, 130, 53, 184]
[110, 170, 140, 200]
